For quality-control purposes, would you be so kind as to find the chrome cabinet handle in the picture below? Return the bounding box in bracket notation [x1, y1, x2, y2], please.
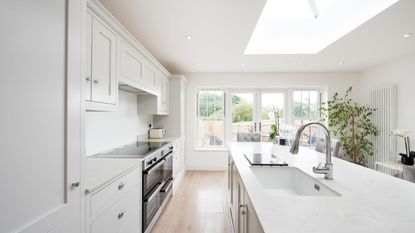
[85, 76, 91, 81]
[118, 182, 126, 190]
[71, 182, 80, 189]
[117, 210, 126, 219]
[240, 204, 246, 215]
[93, 79, 99, 84]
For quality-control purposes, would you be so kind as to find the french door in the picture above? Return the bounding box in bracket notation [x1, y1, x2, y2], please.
[229, 91, 286, 142]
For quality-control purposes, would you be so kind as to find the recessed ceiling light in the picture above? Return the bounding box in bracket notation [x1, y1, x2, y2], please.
[403, 33, 412, 38]
[195, 63, 200, 67]
[185, 35, 192, 40]
[245, 0, 400, 54]
[241, 63, 246, 67]
[338, 62, 344, 66]
[292, 62, 298, 66]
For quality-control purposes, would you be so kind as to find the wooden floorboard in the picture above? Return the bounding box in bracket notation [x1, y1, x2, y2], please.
[151, 171, 231, 233]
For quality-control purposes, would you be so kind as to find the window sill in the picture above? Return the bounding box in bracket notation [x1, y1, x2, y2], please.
[194, 147, 229, 152]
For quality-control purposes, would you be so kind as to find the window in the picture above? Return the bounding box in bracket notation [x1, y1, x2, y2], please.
[196, 90, 225, 149]
[292, 90, 322, 146]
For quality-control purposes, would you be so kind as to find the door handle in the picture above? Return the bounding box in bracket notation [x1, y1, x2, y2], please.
[259, 122, 262, 132]
[254, 122, 257, 132]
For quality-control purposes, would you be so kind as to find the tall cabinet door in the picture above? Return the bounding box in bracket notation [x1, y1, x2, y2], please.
[0, 0, 82, 233]
[91, 17, 117, 104]
[85, 11, 93, 101]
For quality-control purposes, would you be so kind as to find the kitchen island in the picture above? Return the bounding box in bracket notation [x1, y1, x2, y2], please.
[228, 142, 415, 233]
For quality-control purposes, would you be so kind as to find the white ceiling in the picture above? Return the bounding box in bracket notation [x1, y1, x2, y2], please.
[99, 0, 415, 73]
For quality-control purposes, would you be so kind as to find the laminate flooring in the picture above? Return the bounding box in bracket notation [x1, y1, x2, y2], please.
[151, 171, 231, 233]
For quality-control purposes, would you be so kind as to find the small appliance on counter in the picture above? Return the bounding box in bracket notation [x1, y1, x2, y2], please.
[149, 128, 166, 139]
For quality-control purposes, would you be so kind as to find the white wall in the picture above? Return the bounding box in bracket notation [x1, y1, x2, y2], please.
[85, 91, 153, 156]
[359, 53, 415, 151]
[185, 72, 361, 170]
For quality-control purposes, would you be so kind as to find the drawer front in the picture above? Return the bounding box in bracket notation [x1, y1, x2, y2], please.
[90, 167, 141, 218]
[90, 184, 141, 233]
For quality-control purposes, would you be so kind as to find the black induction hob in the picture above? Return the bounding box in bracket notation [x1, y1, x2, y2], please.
[95, 141, 171, 158]
[244, 152, 288, 166]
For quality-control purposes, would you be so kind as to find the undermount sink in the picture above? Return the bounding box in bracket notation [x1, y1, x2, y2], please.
[250, 167, 340, 197]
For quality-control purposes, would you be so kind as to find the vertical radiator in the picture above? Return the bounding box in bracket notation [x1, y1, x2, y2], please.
[368, 84, 397, 173]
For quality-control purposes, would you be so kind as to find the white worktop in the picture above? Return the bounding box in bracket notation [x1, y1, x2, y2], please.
[85, 157, 144, 193]
[142, 137, 180, 143]
[229, 142, 415, 233]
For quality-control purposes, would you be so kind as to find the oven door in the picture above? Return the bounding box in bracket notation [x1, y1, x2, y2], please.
[162, 150, 173, 182]
[143, 159, 165, 195]
[143, 180, 164, 230]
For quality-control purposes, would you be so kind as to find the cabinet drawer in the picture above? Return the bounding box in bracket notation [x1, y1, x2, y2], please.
[91, 184, 141, 233]
[90, 167, 141, 218]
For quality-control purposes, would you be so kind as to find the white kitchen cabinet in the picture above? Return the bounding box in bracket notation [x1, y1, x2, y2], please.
[85, 10, 118, 111]
[0, 0, 83, 232]
[137, 73, 170, 115]
[153, 75, 187, 133]
[117, 38, 160, 96]
[172, 139, 185, 192]
[86, 166, 142, 233]
[228, 154, 264, 233]
[118, 39, 143, 85]
[142, 64, 156, 88]
[161, 76, 170, 113]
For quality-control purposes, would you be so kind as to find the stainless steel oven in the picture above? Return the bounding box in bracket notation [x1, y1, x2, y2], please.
[142, 145, 174, 233]
[160, 146, 173, 203]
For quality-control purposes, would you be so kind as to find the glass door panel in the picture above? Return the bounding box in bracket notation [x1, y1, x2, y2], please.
[231, 93, 255, 141]
[260, 93, 285, 142]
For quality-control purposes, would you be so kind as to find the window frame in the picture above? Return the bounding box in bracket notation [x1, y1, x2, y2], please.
[193, 87, 326, 151]
[194, 89, 227, 150]
[291, 88, 324, 146]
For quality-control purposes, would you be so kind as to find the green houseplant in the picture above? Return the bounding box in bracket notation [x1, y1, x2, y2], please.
[269, 107, 282, 142]
[320, 87, 379, 165]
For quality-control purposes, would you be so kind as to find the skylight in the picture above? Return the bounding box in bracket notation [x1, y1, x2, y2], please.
[245, 0, 400, 54]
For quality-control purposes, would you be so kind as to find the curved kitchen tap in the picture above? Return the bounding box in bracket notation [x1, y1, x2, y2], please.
[290, 122, 333, 180]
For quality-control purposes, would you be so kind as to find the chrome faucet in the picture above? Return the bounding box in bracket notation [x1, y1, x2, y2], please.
[290, 122, 333, 180]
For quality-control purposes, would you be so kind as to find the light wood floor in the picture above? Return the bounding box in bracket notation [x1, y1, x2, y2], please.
[151, 171, 232, 233]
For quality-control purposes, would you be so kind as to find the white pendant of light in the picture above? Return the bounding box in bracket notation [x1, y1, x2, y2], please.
[245, 0, 401, 54]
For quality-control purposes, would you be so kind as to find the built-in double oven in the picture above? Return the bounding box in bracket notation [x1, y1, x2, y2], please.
[142, 145, 173, 233]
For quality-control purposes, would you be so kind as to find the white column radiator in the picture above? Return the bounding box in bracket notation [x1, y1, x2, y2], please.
[368, 84, 397, 173]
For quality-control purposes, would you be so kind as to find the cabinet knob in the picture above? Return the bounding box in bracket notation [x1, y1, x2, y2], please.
[239, 204, 246, 215]
[118, 182, 126, 190]
[85, 76, 91, 81]
[71, 182, 80, 189]
[93, 79, 99, 84]
[118, 210, 126, 219]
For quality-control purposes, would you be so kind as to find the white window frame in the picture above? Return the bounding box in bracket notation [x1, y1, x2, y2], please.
[193, 86, 327, 151]
[194, 88, 227, 150]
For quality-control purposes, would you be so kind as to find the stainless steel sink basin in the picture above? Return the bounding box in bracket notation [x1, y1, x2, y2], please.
[250, 167, 340, 197]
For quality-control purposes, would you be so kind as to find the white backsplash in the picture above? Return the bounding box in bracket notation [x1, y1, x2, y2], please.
[85, 90, 152, 156]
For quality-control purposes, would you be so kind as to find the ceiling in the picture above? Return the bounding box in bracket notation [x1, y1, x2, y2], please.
[99, 0, 415, 74]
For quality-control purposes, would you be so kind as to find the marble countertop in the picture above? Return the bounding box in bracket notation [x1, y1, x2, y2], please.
[85, 157, 144, 193]
[229, 142, 415, 233]
[141, 137, 180, 143]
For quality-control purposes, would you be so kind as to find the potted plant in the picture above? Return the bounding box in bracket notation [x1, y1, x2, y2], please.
[320, 87, 379, 165]
[269, 107, 282, 144]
